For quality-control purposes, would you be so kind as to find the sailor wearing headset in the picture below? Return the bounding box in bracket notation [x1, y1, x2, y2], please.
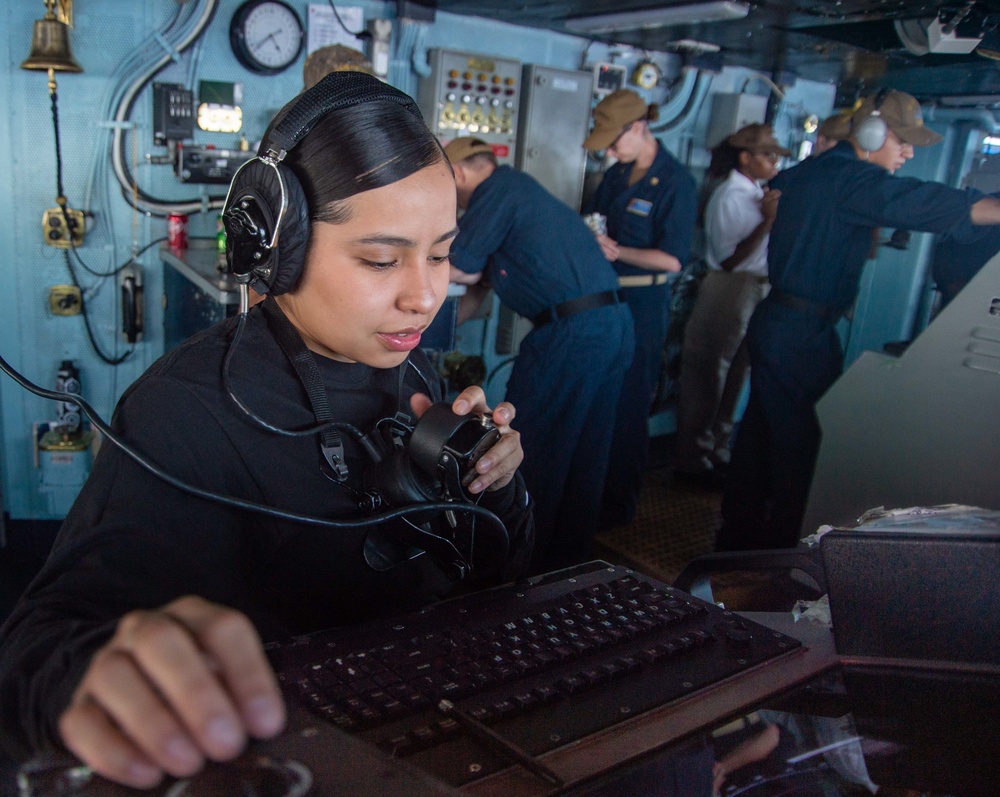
[718, 89, 1000, 552]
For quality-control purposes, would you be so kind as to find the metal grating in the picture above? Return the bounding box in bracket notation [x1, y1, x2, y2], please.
[593, 467, 720, 585]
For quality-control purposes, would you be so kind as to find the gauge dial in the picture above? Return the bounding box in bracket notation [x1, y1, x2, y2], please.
[229, 0, 304, 75]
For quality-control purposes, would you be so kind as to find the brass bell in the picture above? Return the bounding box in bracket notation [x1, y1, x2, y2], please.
[21, 1, 82, 74]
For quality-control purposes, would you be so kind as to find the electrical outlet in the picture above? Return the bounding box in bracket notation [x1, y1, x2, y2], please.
[49, 285, 82, 316]
[42, 207, 86, 249]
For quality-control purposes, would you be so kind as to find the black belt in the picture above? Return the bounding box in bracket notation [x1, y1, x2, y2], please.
[769, 289, 844, 322]
[532, 289, 621, 327]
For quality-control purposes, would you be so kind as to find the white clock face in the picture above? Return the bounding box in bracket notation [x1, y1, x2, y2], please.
[242, 2, 303, 70]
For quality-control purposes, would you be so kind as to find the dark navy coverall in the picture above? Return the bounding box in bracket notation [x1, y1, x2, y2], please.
[584, 144, 697, 525]
[718, 141, 980, 550]
[450, 165, 635, 573]
[931, 190, 1000, 308]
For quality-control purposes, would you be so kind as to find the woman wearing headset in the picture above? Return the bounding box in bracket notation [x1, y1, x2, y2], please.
[0, 74, 533, 788]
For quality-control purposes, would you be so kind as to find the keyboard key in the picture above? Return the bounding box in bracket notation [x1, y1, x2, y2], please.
[532, 685, 560, 703]
[269, 562, 803, 785]
[382, 733, 417, 756]
[557, 675, 587, 694]
[409, 725, 438, 748]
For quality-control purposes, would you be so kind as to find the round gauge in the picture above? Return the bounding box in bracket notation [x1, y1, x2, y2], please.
[229, 0, 304, 76]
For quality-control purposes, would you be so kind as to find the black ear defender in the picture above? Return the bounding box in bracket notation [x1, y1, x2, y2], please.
[853, 87, 892, 153]
[365, 404, 501, 508]
[361, 404, 506, 581]
[222, 72, 422, 296]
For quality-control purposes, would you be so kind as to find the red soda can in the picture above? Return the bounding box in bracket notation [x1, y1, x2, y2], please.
[167, 213, 188, 250]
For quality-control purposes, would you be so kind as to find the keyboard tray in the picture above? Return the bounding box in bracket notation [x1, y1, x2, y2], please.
[267, 561, 802, 788]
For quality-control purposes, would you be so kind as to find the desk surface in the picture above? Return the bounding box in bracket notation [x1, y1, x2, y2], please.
[161, 239, 241, 304]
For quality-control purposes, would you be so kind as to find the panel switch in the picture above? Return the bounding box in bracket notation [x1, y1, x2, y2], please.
[49, 285, 82, 316]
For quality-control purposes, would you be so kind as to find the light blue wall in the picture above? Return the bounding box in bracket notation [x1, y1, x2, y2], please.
[0, 0, 927, 520]
[0, 0, 630, 519]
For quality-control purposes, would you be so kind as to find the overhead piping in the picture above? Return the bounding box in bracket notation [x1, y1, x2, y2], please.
[650, 68, 714, 134]
[924, 105, 1000, 136]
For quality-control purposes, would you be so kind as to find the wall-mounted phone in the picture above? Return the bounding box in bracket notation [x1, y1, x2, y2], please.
[120, 265, 144, 344]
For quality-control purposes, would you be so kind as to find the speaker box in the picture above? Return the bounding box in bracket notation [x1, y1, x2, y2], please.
[820, 507, 1000, 668]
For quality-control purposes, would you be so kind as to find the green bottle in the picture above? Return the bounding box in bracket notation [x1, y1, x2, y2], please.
[216, 214, 227, 269]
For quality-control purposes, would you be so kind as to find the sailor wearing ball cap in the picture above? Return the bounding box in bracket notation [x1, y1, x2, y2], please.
[719, 89, 1000, 553]
[444, 137, 634, 574]
[582, 89, 698, 528]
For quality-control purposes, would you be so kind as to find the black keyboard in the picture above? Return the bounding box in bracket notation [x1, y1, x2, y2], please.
[266, 561, 802, 788]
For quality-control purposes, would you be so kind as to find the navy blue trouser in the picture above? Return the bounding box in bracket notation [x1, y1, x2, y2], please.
[506, 303, 634, 575]
[717, 298, 843, 550]
[601, 282, 670, 527]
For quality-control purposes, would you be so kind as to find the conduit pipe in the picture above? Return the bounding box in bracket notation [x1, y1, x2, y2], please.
[650, 69, 713, 134]
[111, 0, 221, 217]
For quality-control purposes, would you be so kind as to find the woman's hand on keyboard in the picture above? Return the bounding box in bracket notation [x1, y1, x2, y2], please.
[58, 595, 286, 789]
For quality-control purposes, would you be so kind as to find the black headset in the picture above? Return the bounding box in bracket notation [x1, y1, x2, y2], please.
[853, 87, 892, 153]
[222, 71, 422, 296]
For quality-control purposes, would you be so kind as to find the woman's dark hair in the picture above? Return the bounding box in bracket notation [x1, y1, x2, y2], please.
[283, 99, 447, 224]
[707, 139, 742, 180]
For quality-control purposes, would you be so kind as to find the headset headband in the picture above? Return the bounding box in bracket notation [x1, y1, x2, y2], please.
[261, 71, 422, 161]
[868, 87, 891, 117]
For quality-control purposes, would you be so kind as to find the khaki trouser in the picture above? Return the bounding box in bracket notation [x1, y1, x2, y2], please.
[675, 270, 769, 473]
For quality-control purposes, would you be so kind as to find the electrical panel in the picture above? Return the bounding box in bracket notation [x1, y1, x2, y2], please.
[175, 145, 255, 184]
[592, 62, 627, 98]
[418, 49, 520, 166]
[705, 92, 768, 148]
[516, 64, 594, 210]
[48, 285, 82, 316]
[152, 82, 194, 145]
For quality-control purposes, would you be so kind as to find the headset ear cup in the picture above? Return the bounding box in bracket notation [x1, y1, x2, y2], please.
[854, 114, 887, 153]
[223, 160, 311, 296]
[268, 163, 311, 296]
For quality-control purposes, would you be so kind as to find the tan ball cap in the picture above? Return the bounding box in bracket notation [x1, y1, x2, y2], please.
[851, 90, 942, 146]
[727, 123, 791, 156]
[583, 89, 648, 151]
[443, 137, 495, 164]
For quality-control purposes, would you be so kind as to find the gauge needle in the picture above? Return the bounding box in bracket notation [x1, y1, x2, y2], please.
[253, 30, 284, 52]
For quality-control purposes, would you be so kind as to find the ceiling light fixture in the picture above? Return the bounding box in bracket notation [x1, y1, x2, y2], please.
[566, 1, 749, 35]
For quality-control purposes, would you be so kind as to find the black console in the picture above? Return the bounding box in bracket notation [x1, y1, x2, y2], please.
[17, 562, 804, 795]
[268, 561, 801, 789]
